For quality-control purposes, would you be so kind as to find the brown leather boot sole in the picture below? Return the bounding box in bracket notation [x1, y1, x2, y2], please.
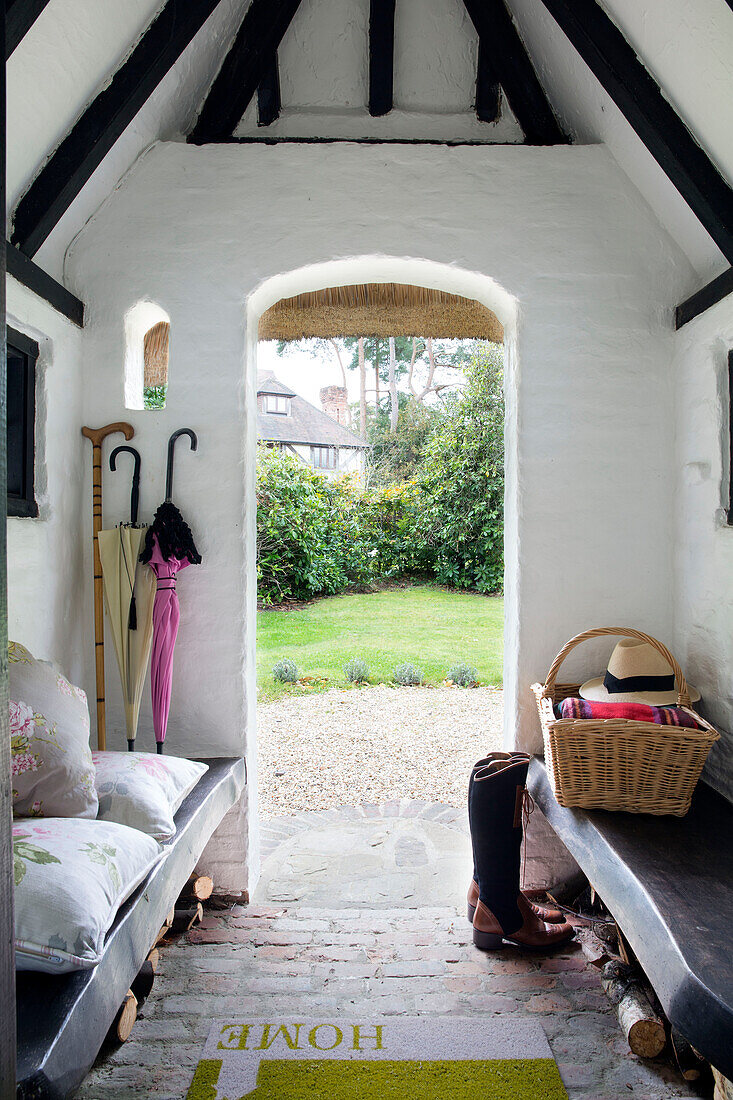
[467, 879, 564, 925]
[472, 897, 575, 953]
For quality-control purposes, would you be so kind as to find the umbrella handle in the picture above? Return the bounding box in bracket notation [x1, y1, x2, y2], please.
[166, 428, 197, 502]
[82, 423, 135, 750]
[110, 445, 142, 525]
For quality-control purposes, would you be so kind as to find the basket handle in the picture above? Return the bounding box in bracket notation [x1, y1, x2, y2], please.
[543, 627, 691, 707]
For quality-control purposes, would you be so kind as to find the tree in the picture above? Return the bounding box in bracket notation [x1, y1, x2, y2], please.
[416, 342, 504, 593]
[274, 338, 352, 424]
[358, 337, 366, 436]
[367, 397, 442, 483]
[388, 337, 398, 432]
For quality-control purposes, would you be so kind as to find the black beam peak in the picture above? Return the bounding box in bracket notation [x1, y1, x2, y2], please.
[475, 40, 501, 124]
[463, 0, 568, 145]
[258, 55, 281, 127]
[369, 0, 396, 117]
[190, 0, 303, 143]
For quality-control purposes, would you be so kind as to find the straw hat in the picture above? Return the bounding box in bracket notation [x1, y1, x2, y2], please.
[579, 637, 700, 705]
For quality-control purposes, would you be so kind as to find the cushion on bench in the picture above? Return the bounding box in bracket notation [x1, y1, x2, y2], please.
[13, 816, 163, 973]
[93, 751, 208, 839]
[10, 641, 97, 819]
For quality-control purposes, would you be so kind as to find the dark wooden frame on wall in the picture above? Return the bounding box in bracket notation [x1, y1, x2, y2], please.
[1, 8, 17, 1093]
[6, 327, 38, 519]
[727, 349, 733, 526]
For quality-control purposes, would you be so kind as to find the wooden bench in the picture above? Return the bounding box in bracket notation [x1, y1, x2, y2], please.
[528, 757, 733, 1080]
[15, 756, 246, 1099]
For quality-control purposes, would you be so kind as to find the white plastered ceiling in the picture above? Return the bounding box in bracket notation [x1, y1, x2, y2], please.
[5, 0, 732, 285]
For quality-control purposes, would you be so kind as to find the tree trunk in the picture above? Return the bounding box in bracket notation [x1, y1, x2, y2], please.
[374, 341, 380, 411]
[358, 337, 367, 437]
[388, 336, 398, 433]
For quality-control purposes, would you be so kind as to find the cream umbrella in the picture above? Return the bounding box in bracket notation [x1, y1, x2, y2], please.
[99, 447, 156, 750]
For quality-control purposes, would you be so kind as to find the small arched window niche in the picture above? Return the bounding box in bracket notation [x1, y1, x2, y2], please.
[124, 302, 170, 410]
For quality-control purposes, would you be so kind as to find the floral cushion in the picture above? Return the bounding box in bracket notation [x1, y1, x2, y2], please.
[93, 752, 208, 840]
[9, 641, 97, 819]
[13, 817, 163, 972]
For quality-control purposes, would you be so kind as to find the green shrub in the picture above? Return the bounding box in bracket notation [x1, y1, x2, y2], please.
[447, 661, 478, 687]
[143, 384, 167, 410]
[256, 342, 504, 604]
[272, 657, 298, 683]
[344, 657, 370, 683]
[392, 662, 424, 686]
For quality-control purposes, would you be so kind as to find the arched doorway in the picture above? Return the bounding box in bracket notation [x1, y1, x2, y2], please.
[244, 256, 518, 894]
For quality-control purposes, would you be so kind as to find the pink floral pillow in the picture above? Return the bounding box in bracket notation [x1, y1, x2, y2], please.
[93, 751, 208, 839]
[9, 641, 97, 819]
[14, 816, 162, 972]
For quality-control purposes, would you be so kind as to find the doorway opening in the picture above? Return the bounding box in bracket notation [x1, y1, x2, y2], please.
[246, 258, 518, 906]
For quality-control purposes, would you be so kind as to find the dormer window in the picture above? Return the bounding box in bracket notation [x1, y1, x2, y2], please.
[263, 394, 290, 415]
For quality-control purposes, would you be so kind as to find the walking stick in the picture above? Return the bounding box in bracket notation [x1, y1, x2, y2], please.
[82, 423, 134, 749]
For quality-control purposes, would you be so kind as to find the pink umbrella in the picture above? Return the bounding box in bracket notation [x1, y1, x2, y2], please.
[140, 430, 201, 753]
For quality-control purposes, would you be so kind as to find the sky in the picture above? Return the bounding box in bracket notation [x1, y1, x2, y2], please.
[257, 340, 355, 406]
[257, 338, 476, 411]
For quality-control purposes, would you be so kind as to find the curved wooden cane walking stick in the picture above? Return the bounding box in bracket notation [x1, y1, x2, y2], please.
[82, 423, 134, 749]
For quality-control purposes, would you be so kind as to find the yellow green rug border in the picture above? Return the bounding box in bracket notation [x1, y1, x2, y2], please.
[187, 1056, 569, 1099]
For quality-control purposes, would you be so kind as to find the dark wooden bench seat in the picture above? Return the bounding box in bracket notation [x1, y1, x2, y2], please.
[528, 757, 733, 1079]
[15, 756, 246, 1099]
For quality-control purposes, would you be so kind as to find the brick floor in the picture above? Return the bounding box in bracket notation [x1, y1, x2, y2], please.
[77, 803, 699, 1100]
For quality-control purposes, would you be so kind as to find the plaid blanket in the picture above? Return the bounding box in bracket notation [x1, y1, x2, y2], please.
[557, 697, 704, 729]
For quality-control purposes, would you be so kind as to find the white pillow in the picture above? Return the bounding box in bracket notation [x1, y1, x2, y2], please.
[93, 751, 208, 840]
[9, 641, 98, 819]
[13, 816, 162, 973]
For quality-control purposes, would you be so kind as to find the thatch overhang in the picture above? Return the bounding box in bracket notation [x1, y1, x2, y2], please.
[258, 283, 504, 342]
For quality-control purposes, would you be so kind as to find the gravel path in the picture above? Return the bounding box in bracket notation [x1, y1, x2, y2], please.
[257, 685, 503, 818]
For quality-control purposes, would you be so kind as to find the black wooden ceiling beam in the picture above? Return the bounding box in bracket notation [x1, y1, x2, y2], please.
[462, 0, 568, 144]
[538, 0, 733, 264]
[675, 266, 733, 329]
[11, 0, 223, 257]
[475, 40, 501, 124]
[189, 0, 303, 143]
[5, 0, 51, 59]
[369, 0, 396, 117]
[6, 241, 84, 327]
[257, 55, 281, 127]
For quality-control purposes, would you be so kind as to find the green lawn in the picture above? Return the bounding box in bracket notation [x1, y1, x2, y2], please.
[257, 584, 503, 701]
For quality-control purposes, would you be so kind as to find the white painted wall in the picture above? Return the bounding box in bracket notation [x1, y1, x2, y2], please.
[5, 279, 86, 683]
[673, 297, 733, 802]
[66, 139, 693, 889]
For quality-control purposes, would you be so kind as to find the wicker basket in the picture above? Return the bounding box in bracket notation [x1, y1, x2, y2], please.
[531, 627, 719, 816]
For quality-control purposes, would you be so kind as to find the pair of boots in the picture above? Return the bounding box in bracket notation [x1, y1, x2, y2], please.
[467, 752, 574, 951]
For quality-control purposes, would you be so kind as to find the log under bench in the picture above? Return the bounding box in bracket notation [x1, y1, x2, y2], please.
[15, 756, 246, 1099]
[528, 757, 733, 1080]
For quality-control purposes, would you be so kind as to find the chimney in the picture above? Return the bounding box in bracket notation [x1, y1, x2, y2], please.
[320, 385, 350, 426]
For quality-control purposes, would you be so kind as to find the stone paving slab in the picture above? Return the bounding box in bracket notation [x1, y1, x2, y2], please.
[257, 805, 472, 908]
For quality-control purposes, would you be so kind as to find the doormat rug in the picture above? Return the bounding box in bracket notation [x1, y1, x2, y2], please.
[186, 1016, 568, 1099]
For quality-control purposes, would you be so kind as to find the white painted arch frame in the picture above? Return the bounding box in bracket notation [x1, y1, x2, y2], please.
[244, 256, 520, 873]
